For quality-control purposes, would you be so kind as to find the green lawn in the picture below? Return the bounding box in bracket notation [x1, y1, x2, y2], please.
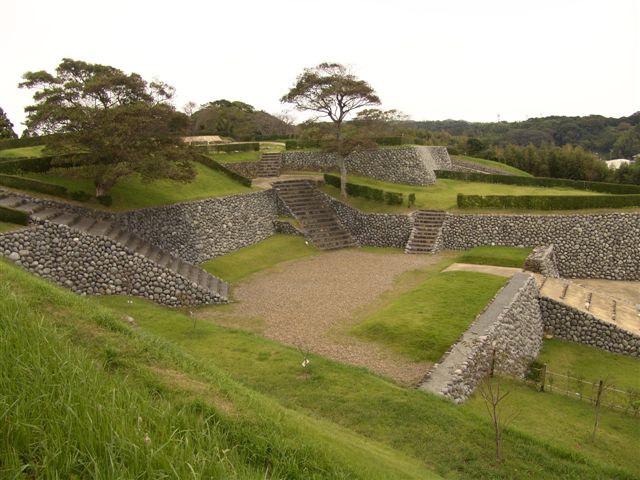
[0, 221, 25, 233]
[206, 150, 261, 163]
[20, 162, 254, 210]
[0, 259, 440, 480]
[98, 293, 637, 479]
[0, 145, 45, 158]
[456, 246, 532, 268]
[201, 234, 320, 283]
[453, 155, 533, 177]
[321, 176, 604, 213]
[353, 271, 508, 362]
[538, 339, 640, 392]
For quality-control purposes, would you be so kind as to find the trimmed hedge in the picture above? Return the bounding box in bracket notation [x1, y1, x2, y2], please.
[0, 206, 29, 225]
[436, 170, 640, 194]
[0, 174, 68, 197]
[285, 137, 425, 150]
[195, 155, 252, 187]
[457, 193, 640, 210]
[324, 174, 404, 205]
[0, 154, 83, 174]
[206, 142, 260, 153]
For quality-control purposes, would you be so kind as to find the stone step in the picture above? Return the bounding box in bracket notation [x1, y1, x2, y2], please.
[12, 201, 43, 213]
[86, 221, 113, 237]
[137, 242, 154, 258]
[156, 252, 171, 268]
[125, 234, 142, 251]
[0, 196, 23, 208]
[54, 213, 80, 226]
[31, 208, 63, 221]
[72, 216, 97, 231]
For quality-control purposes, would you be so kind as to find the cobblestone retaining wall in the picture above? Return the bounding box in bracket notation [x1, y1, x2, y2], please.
[0, 222, 222, 306]
[439, 213, 640, 280]
[540, 297, 640, 357]
[116, 191, 277, 263]
[281, 146, 452, 186]
[524, 245, 560, 278]
[421, 273, 543, 403]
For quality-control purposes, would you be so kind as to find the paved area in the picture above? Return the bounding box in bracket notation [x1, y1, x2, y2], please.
[442, 262, 523, 277]
[199, 250, 444, 385]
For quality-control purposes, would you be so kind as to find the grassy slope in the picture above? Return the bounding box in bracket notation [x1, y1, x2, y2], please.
[207, 151, 262, 163]
[201, 234, 320, 283]
[538, 339, 640, 392]
[321, 175, 604, 213]
[456, 246, 532, 268]
[99, 294, 637, 479]
[353, 271, 508, 362]
[20, 162, 254, 210]
[0, 221, 24, 233]
[0, 145, 45, 158]
[453, 155, 533, 177]
[0, 260, 439, 480]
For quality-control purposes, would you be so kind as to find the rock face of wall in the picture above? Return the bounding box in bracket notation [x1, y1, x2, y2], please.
[116, 191, 277, 263]
[0, 222, 223, 306]
[0, 188, 114, 221]
[540, 297, 640, 357]
[224, 161, 259, 179]
[421, 273, 543, 403]
[439, 213, 640, 280]
[281, 146, 451, 186]
[524, 245, 560, 278]
[327, 195, 412, 248]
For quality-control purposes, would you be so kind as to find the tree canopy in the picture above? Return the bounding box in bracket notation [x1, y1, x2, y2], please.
[19, 58, 195, 196]
[0, 107, 17, 139]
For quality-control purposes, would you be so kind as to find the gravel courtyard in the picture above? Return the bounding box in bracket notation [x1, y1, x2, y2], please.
[199, 250, 448, 385]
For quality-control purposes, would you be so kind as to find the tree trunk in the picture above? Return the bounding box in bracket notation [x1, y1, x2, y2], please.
[338, 156, 347, 198]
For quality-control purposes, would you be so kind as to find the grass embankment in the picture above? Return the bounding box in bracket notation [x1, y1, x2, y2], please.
[0, 145, 45, 158]
[0, 259, 439, 480]
[20, 162, 253, 210]
[98, 292, 639, 479]
[201, 234, 319, 283]
[206, 142, 285, 164]
[453, 155, 533, 177]
[456, 246, 532, 268]
[353, 271, 508, 362]
[0, 221, 24, 233]
[321, 175, 604, 213]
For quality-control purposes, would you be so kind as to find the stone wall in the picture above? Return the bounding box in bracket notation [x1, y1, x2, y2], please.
[116, 191, 277, 263]
[421, 273, 543, 403]
[273, 219, 303, 236]
[439, 213, 640, 280]
[327, 195, 412, 248]
[281, 146, 452, 186]
[524, 245, 560, 278]
[540, 297, 640, 357]
[0, 188, 114, 221]
[224, 161, 259, 179]
[0, 222, 223, 307]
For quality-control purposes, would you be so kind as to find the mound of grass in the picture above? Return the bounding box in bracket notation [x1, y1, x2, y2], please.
[19, 162, 254, 210]
[206, 150, 262, 163]
[321, 175, 605, 213]
[537, 339, 640, 392]
[456, 246, 532, 268]
[0, 145, 45, 159]
[0, 259, 439, 480]
[353, 271, 508, 362]
[453, 155, 533, 177]
[99, 293, 638, 479]
[201, 234, 319, 283]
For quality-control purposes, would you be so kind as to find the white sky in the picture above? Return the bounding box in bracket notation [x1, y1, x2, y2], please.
[2, 0, 638, 134]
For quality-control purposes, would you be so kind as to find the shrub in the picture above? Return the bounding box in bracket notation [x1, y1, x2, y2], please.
[324, 174, 403, 205]
[384, 191, 403, 205]
[0, 174, 68, 196]
[207, 142, 259, 153]
[97, 195, 113, 207]
[437, 170, 640, 194]
[195, 155, 252, 187]
[408, 193, 416, 208]
[457, 193, 640, 210]
[68, 190, 92, 202]
[0, 206, 29, 225]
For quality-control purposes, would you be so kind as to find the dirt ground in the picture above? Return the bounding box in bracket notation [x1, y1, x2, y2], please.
[572, 278, 640, 306]
[198, 250, 449, 385]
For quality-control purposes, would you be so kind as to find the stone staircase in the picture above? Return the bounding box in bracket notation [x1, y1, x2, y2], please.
[256, 152, 282, 177]
[405, 210, 446, 254]
[0, 193, 228, 300]
[539, 277, 639, 336]
[273, 180, 357, 250]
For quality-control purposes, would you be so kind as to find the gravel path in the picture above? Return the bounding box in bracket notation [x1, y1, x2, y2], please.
[201, 250, 442, 385]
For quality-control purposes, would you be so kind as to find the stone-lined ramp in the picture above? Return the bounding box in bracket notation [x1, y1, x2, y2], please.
[197, 250, 444, 384]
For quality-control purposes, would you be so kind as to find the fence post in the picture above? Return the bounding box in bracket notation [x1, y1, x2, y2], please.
[592, 380, 605, 442]
[490, 348, 496, 378]
[540, 363, 547, 392]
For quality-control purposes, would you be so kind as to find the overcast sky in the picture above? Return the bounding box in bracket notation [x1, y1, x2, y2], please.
[3, 0, 638, 133]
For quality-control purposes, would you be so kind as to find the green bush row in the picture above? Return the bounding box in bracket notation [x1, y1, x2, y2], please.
[0, 135, 53, 150]
[0, 154, 83, 175]
[0, 205, 29, 225]
[324, 174, 404, 205]
[195, 155, 252, 187]
[205, 142, 260, 153]
[0, 174, 92, 203]
[436, 170, 640, 194]
[457, 193, 640, 210]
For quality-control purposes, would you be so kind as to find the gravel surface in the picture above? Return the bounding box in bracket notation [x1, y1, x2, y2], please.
[200, 250, 442, 385]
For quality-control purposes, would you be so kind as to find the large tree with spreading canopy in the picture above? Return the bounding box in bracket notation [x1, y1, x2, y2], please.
[20, 58, 195, 197]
